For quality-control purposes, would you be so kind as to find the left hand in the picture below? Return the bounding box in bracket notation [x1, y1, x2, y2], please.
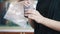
[25, 9, 44, 23]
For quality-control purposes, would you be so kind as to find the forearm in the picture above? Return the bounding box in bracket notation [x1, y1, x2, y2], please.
[38, 17, 60, 31]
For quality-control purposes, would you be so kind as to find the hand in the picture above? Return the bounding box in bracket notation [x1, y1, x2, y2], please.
[25, 9, 44, 23]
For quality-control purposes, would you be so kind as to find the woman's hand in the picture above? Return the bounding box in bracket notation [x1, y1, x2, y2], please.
[25, 9, 44, 23]
[23, 0, 45, 23]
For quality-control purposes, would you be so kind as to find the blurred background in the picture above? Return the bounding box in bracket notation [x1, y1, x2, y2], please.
[0, 0, 37, 34]
[0, 0, 37, 26]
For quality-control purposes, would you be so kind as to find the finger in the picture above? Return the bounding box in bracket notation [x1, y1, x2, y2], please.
[24, 13, 28, 17]
[25, 9, 37, 15]
[23, 1, 31, 7]
[28, 14, 36, 20]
